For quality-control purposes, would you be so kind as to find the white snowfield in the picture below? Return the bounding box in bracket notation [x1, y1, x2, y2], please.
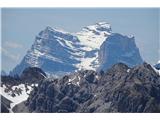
[0, 84, 38, 109]
[77, 22, 111, 50]
[75, 22, 111, 70]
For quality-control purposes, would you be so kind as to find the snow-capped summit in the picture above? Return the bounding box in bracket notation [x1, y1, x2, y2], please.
[11, 22, 143, 76]
[82, 22, 111, 33]
[11, 23, 112, 75]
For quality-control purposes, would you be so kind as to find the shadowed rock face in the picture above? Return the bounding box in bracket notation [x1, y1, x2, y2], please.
[98, 33, 143, 71]
[25, 74, 94, 112]
[94, 63, 160, 112]
[20, 67, 46, 83]
[1, 95, 12, 113]
[19, 62, 160, 113]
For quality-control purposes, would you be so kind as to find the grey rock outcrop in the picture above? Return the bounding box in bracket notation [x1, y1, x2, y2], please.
[1, 95, 12, 113]
[17, 62, 160, 113]
[98, 33, 143, 71]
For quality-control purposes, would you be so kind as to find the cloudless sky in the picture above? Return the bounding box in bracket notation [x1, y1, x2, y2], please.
[1, 8, 160, 72]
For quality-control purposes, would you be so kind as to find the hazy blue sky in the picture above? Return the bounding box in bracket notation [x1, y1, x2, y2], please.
[1, 8, 160, 72]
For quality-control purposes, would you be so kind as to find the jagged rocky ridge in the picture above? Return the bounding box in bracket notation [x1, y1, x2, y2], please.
[11, 22, 143, 76]
[13, 62, 160, 113]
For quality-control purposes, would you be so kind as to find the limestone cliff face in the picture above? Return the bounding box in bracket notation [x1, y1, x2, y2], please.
[98, 33, 143, 71]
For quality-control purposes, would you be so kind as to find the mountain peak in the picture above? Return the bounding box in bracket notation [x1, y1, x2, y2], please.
[45, 26, 53, 31]
[43, 26, 68, 34]
[96, 21, 109, 25]
[96, 21, 111, 28]
[82, 22, 112, 33]
[11, 22, 143, 76]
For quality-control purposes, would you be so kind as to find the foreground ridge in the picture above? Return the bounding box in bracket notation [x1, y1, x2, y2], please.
[6, 62, 160, 113]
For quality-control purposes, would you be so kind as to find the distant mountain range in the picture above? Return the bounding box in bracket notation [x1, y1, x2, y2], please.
[11, 22, 143, 76]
